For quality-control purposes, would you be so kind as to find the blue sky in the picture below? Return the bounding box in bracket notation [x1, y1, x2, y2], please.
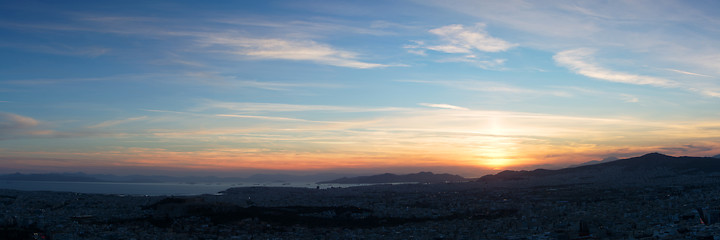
[1, 0, 719, 176]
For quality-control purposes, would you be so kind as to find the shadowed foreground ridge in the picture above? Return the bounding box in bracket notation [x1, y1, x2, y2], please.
[3, 153, 720, 239]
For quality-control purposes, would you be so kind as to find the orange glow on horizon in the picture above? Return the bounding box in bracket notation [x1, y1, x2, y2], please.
[3, 138, 720, 174]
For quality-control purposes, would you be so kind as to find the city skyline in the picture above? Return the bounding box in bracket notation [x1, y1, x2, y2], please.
[1, 0, 719, 176]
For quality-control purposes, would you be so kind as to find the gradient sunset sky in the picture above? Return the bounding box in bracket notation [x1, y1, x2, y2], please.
[1, 1, 719, 177]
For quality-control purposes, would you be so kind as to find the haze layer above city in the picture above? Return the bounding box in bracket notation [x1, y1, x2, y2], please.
[1, 0, 719, 177]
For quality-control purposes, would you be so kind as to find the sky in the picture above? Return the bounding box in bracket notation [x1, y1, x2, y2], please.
[1, 0, 719, 177]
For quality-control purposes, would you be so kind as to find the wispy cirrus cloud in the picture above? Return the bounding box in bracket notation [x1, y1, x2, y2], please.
[0, 112, 39, 130]
[2, 13, 396, 69]
[418, 103, 469, 111]
[554, 48, 678, 87]
[554, 48, 720, 98]
[216, 114, 314, 122]
[422, 1, 720, 81]
[436, 56, 507, 70]
[198, 100, 405, 113]
[199, 36, 391, 69]
[0, 74, 170, 85]
[213, 18, 400, 37]
[88, 116, 147, 128]
[551, 86, 640, 103]
[665, 68, 713, 78]
[400, 79, 571, 97]
[0, 112, 104, 140]
[182, 72, 341, 91]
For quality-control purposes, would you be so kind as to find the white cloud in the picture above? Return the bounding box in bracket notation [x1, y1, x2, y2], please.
[408, 23, 515, 69]
[406, 49, 427, 56]
[427, 23, 516, 53]
[216, 114, 311, 122]
[553, 86, 642, 103]
[554, 49, 720, 98]
[182, 72, 341, 91]
[620, 94, 640, 103]
[436, 56, 506, 70]
[554, 48, 678, 87]
[199, 100, 405, 113]
[0, 112, 105, 140]
[89, 116, 147, 128]
[698, 90, 720, 98]
[401, 79, 571, 97]
[0, 112, 39, 130]
[213, 18, 398, 37]
[200, 36, 390, 69]
[420, 1, 720, 79]
[418, 103, 469, 111]
[665, 68, 713, 78]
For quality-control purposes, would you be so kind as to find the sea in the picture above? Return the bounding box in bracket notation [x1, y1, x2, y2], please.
[0, 180, 363, 196]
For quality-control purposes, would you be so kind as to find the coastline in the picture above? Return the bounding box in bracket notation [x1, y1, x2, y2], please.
[0, 180, 371, 196]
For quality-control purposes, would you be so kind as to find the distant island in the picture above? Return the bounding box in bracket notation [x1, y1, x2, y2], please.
[317, 171, 468, 184]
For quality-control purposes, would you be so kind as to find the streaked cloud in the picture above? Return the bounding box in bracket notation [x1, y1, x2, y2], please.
[418, 103, 469, 111]
[555, 49, 720, 98]
[213, 18, 399, 37]
[88, 116, 147, 128]
[182, 72, 341, 90]
[199, 36, 390, 69]
[665, 68, 713, 78]
[0, 112, 39, 130]
[0, 112, 106, 140]
[198, 100, 405, 113]
[2, 13, 395, 69]
[216, 114, 313, 122]
[554, 48, 678, 87]
[0, 42, 109, 57]
[620, 94, 640, 103]
[400, 79, 571, 97]
[436, 56, 507, 70]
[422, 1, 720, 85]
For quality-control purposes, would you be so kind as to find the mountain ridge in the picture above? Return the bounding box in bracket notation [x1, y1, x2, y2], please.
[479, 152, 720, 182]
[317, 171, 468, 184]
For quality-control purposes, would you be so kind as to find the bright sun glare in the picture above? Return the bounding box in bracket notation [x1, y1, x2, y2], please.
[477, 117, 518, 169]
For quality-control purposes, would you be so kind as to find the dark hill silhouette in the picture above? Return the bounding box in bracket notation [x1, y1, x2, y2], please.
[318, 172, 467, 184]
[480, 153, 720, 182]
[567, 156, 619, 168]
